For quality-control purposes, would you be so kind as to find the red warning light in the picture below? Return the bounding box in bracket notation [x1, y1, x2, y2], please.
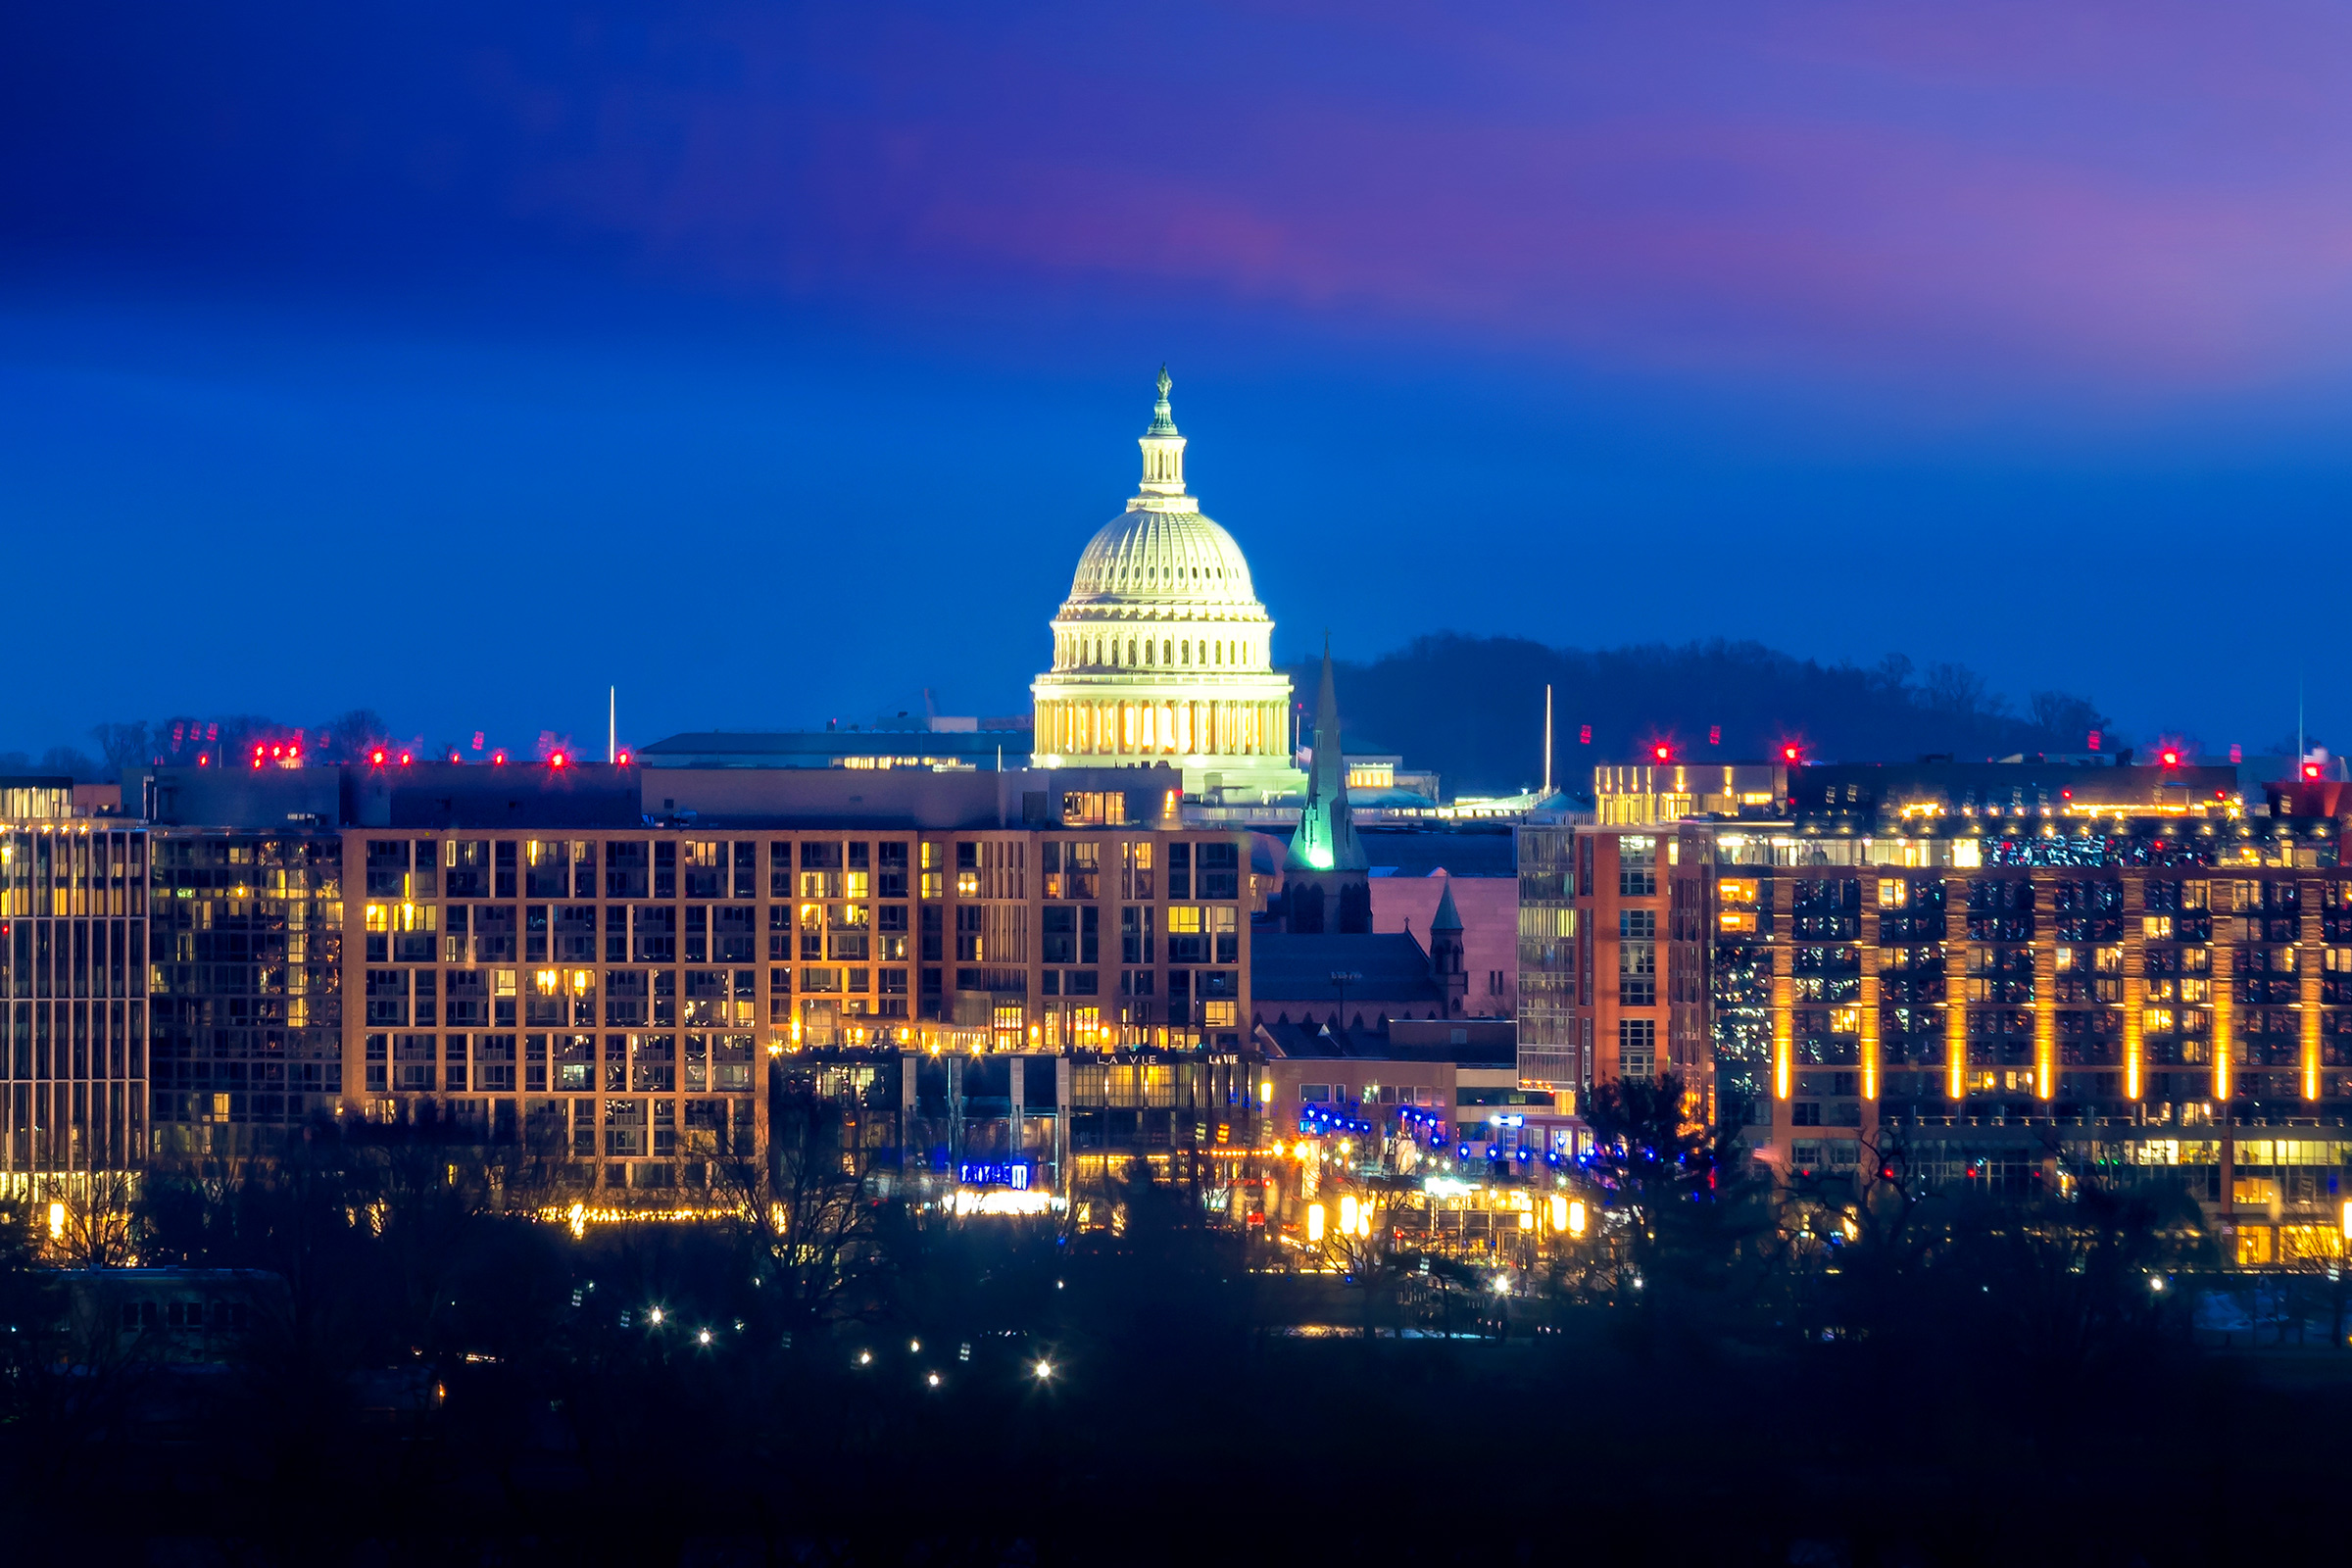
[616, 751, 632, 766]
[1782, 744, 1801, 764]
[1651, 744, 1672, 763]
[1707, 725, 1721, 747]
[2160, 749, 2180, 767]
[492, 751, 508, 766]
[1578, 725, 1592, 746]
[2304, 761, 2323, 781]
[550, 752, 567, 769]
[369, 750, 386, 767]
[398, 751, 413, 767]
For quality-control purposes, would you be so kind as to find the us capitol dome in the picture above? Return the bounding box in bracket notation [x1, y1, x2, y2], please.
[1029, 369, 1306, 802]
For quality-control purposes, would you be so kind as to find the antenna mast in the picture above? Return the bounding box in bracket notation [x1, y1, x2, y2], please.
[1544, 684, 1553, 798]
[609, 686, 616, 764]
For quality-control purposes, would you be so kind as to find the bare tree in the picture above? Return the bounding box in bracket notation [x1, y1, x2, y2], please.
[44, 1172, 140, 1268]
[701, 1086, 883, 1333]
[2028, 690, 2113, 748]
[1925, 661, 2006, 717]
[88, 721, 153, 776]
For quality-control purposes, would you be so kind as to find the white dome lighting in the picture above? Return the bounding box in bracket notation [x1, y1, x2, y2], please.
[1065, 512, 1259, 608]
[1029, 369, 1303, 802]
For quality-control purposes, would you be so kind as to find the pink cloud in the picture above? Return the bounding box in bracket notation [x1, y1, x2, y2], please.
[494, 1, 2352, 398]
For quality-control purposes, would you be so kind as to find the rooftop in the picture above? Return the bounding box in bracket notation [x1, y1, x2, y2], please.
[1250, 931, 1441, 1004]
[638, 730, 1031, 769]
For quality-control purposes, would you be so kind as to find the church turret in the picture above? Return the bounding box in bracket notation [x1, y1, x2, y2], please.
[1430, 877, 1468, 1017]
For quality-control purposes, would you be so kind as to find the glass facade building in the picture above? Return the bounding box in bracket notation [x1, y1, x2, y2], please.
[1512, 821, 1581, 1095]
[148, 829, 343, 1159]
[0, 803, 148, 1192]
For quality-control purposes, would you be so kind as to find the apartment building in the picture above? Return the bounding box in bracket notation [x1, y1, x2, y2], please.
[1571, 755, 2352, 1264]
[128, 759, 1253, 1193]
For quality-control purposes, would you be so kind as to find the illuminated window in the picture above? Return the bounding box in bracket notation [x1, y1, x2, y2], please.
[1619, 1018, 1656, 1080]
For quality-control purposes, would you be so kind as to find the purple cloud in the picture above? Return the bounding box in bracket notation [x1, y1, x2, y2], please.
[480, 1, 2352, 396]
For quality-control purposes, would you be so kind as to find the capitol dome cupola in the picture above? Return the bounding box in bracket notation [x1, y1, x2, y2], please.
[1139, 367, 1187, 498]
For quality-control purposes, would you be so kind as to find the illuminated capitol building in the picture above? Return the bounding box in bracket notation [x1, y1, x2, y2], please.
[1029, 370, 1307, 804]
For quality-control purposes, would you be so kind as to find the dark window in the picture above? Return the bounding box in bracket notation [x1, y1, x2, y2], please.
[606, 842, 649, 899]
[1042, 906, 1075, 964]
[445, 840, 491, 899]
[714, 905, 757, 963]
[632, 905, 675, 963]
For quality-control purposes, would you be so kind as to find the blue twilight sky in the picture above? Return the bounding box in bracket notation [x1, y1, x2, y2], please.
[3, 0, 2350, 760]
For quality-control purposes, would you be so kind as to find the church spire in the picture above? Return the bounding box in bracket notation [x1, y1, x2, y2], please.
[1286, 634, 1367, 873]
[1137, 365, 1188, 499]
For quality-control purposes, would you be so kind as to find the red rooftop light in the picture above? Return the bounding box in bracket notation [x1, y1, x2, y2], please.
[1652, 744, 1672, 763]
[550, 752, 567, 768]
[616, 750, 632, 766]
[492, 751, 508, 766]
[398, 751, 413, 766]
[2160, 749, 2180, 767]
[369, 749, 386, 767]
[1781, 744, 1801, 763]
[2304, 762, 2323, 781]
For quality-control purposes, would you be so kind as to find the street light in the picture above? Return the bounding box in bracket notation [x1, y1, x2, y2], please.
[1329, 972, 1362, 1034]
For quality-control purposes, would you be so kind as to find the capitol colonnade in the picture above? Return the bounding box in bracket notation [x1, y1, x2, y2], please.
[1033, 697, 1288, 760]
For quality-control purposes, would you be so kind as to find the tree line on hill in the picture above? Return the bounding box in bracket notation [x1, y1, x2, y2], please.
[1288, 634, 2121, 797]
[0, 710, 559, 782]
